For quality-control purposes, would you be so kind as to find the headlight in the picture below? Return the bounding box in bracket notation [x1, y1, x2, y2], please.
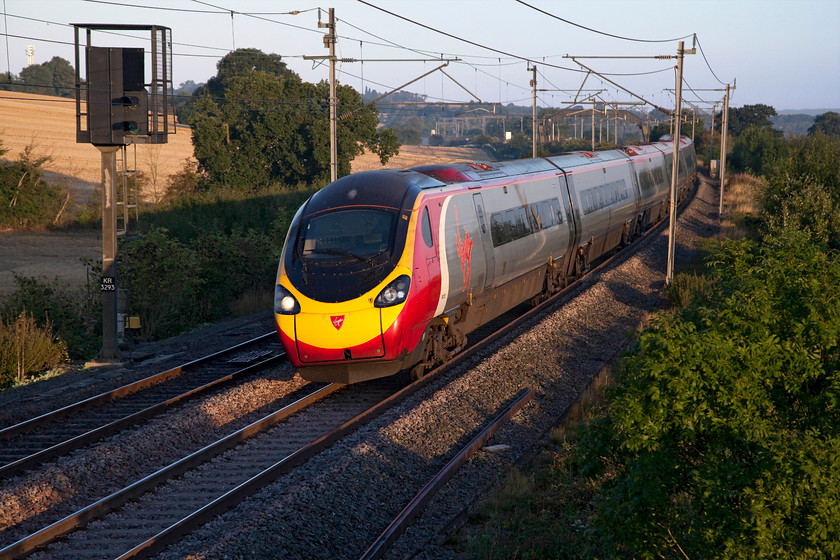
[274, 285, 300, 315]
[374, 275, 411, 308]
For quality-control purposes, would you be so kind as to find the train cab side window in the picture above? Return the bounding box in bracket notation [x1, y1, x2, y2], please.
[421, 206, 434, 248]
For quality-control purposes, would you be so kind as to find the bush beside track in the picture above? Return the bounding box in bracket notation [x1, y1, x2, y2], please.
[459, 130, 840, 559]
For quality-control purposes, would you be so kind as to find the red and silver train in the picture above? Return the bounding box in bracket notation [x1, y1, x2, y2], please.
[274, 136, 696, 384]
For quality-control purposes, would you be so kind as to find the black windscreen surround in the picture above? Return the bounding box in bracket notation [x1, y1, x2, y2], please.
[284, 171, 420, 303]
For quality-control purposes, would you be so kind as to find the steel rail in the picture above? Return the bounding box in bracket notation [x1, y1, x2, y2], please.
[360, 387, 535, 560]
[113, 371, 456, 559]
[0, 352, 285, 479]
[361, 175, 702, 556]
[1, 176, 698, 559]
[116, 178, 700, 560]
[0, 331, 277, 440]
[0, 382, 340, 560]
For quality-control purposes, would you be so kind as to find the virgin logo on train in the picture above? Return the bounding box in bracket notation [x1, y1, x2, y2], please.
[331, 315, 345, 330]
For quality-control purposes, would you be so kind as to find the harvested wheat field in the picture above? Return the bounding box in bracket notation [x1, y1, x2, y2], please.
[1, 90, 490, 198]
[351, 144, 492, 173]
[0, 91, 492, 296]
[0, 90, 195, 202]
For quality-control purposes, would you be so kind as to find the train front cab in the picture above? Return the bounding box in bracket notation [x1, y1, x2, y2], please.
[274, 170, 443, 384]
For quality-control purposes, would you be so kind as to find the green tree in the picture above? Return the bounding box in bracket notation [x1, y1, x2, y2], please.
[726, 103, 778, 136]
[649, 122, 671, 142]
[579, 232, 840, 558]
[178, 49, 296, 127]
[19, 56, 74, 97]
[389, 119, 424, 145]
[191, 69, 309, 188]
[808, 111, 840, 137]
[19, 64, 51, 95]
[730, 125, 787, 176]
[189, 49, 398, 189]
[207, 48, 291, 97]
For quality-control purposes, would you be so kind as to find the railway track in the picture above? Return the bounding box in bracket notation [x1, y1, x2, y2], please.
[0, 279, 576, 560]
[0, 177, 708, 559]
[0, 332, 285, 479]
[0, 230, 643, 559]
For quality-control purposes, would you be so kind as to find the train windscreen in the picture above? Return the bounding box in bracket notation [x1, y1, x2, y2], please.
[301, 208, 396, 262]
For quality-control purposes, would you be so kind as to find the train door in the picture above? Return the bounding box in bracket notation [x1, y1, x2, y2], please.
[413, 204, 441, 320]
[558, 171, 581, 280]
[472, 193, 495, 290]
[574, 168, 610, 259]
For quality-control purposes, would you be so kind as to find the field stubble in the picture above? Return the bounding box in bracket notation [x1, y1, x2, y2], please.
[0, 90, 491, 296]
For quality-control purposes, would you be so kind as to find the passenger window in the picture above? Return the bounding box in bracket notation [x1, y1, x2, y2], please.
[552, 198, 563, 224]
[518, 207, 532, 235]
[529, 204, 541, 230]
[491, 212, 506, 246]
[421, 206, 434, 248]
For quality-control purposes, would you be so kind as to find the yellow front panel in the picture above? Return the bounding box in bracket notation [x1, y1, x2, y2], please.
[295, 306, 382, 349]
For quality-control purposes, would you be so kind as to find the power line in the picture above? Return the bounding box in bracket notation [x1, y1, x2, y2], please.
[356, 0, 582, 74]
[695, 35, 730, 86]
[516, 0, 694, 43]
[2, 12, 231, 52]
[518, 0, 731, 92]
[83, 0, 232, 14]
[2, 2, 651, 108]
[3, 1, 721, 116]
[0, 30, 273, 62]
[189, 0, 319, 35]
[83, 0, 317, 16]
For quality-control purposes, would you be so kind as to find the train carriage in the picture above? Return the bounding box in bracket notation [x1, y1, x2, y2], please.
[275, 137, 696, 384]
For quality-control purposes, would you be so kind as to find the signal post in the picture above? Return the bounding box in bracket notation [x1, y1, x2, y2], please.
[73, 24, 174, 362]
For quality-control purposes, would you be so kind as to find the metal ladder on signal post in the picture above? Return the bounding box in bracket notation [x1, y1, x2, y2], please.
[116, 144, 139, 238]
[116, 144, 140, 342]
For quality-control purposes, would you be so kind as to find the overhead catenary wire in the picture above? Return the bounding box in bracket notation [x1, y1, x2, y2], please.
[356, 0, 582, 74]
[516, 0, 694, 43]
[5, 1, 534, 100]
[1, 0, 732, 120]
[695, 35, 731, 86]
[0, 5, 630, 90]
[83, 0, 318, 16]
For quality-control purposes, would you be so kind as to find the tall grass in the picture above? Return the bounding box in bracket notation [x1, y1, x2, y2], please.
[0, 312, 68, 387]
[721, 173, 762, 240]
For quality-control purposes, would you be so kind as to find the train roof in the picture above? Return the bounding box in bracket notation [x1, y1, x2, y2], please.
[410, 159, 556, 185]
[621, 136, 694, 158]
[407, 137, 694, 187]
[306, 169, 443, 214]
[320, 137, 696, 196]
[410, 148, 632, 186]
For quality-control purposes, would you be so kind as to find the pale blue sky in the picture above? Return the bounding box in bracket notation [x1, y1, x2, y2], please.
[3, 0, 839, 112]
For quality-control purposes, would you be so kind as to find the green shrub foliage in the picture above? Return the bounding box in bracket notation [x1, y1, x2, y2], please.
[121, 228, 203, 340]
[0, 312, 68, 386]
[579, 232, 840, 558]
[0, 148, 68, 229]
[732, 128, 840, 248]
[759, 173, 840, 247]
[119, 186, 311, 340]
[1, 275, 100, 360]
